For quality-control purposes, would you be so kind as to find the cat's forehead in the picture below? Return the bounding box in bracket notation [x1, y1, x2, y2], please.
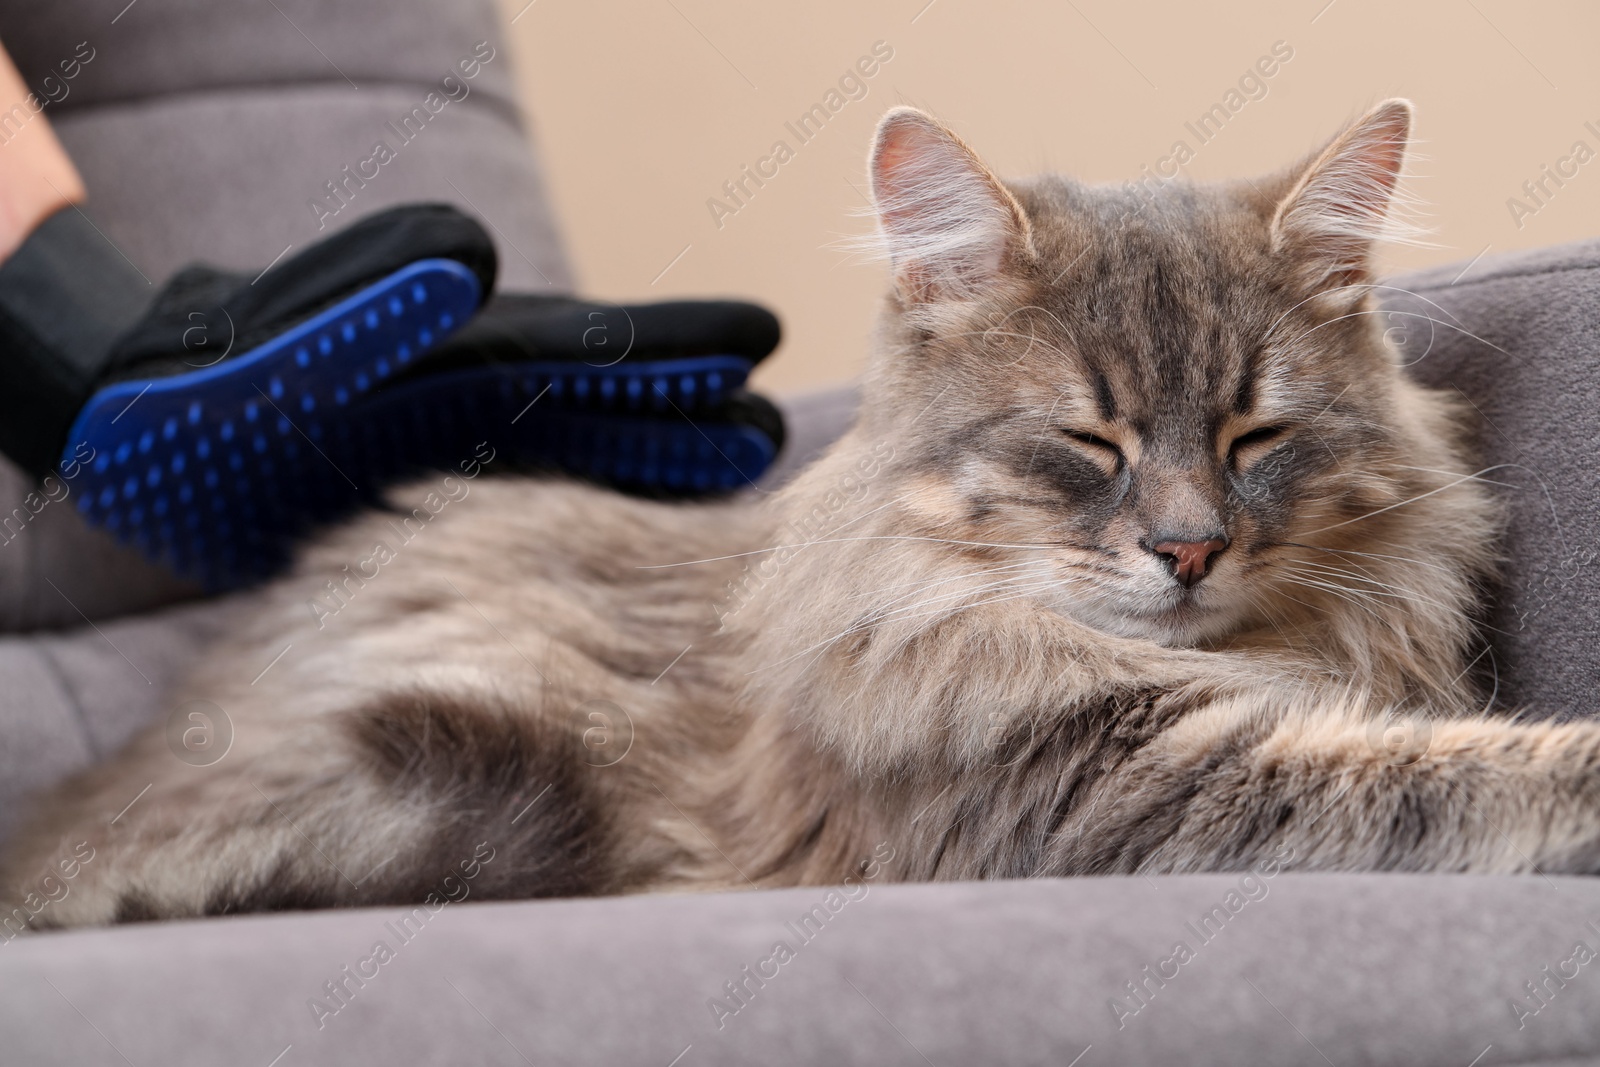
[996, 177, 1312, 427]
[1058, 245, 1268, 379]
[1019, 178, 1281, 310]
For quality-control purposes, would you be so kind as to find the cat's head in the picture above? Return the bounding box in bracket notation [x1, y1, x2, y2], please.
[858, 100, 1453, 647]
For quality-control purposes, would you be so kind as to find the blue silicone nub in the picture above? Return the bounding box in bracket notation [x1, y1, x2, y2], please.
[63, 260, 775, 589]
[65, 259, 485, 588]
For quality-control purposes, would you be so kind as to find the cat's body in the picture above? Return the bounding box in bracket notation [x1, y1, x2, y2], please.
[11, 100, 1600, 930]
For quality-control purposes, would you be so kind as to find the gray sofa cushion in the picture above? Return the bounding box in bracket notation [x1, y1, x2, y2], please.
[0, 599, 235, 845]
[2, 872, 1598, 1065]
[4, 0, 526, 124]
[1, 0, 568, 291]
[1387, 243, 1600, 720]
[51, 87, 568, 298]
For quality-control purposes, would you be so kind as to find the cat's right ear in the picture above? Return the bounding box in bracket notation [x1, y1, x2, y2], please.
[1270, 99, 1415, 292]
[869, 108, 1033, 303]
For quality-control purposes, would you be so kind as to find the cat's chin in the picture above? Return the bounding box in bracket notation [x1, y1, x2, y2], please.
[1049, 591, 1250, 648]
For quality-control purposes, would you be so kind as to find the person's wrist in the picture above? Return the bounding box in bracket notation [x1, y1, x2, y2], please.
[0, 125, 86, 262]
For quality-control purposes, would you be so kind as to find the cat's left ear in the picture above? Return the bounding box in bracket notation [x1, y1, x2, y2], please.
[1270, 99, 1413, 290]
[869, 107, 1035, 303]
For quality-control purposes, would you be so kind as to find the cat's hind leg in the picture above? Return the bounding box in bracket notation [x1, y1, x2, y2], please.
[0, 690, 614, 931]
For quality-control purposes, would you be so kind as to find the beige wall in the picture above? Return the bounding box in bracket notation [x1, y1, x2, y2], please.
[499, 0, 1600, 395]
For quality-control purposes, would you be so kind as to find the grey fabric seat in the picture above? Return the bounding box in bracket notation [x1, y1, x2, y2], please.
[5, 873, 1599, 1066]
[3, 2, 1600, 1064]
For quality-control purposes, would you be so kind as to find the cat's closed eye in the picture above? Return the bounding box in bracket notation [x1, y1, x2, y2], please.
[1226, 424, 1291, 468]
[1059, 428, 1124, 473]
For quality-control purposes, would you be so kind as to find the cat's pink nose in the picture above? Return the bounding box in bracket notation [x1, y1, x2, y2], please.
[1150, 538, 1228, 587]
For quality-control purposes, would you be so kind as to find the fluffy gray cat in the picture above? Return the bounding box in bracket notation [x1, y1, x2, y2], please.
[8, 99, 1599, 933]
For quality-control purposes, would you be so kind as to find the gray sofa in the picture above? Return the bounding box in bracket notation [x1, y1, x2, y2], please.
[3, 2, 1600, 1064]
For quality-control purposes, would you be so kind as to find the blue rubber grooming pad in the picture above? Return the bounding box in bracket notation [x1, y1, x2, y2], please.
[196, 365, 773, 587]
[69, 356, 775, 589]
[66, 259, 484, 588]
